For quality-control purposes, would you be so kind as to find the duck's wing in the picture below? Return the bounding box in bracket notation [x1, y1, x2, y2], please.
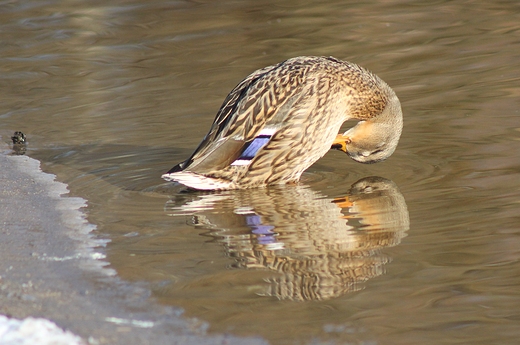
[167, 60, 304, 175]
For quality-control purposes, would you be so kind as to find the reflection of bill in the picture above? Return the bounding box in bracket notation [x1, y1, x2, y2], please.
[166, 176, 409, 301]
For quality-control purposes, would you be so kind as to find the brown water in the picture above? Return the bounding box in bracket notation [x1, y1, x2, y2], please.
[2, 0, 520, 344]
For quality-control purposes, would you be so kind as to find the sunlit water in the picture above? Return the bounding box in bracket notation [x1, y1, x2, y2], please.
[2, 0, 520, 344]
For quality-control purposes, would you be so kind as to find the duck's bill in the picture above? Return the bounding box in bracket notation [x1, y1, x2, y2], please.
[331, 134, 351, 153]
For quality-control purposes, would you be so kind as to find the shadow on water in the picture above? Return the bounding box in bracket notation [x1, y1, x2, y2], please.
[165, 176, 409, 301]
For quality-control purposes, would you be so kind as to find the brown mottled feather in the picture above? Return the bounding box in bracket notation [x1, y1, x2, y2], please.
[163, 56, 402, 190]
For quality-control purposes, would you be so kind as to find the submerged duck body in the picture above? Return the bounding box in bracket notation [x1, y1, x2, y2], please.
[163, 56, 403, 190]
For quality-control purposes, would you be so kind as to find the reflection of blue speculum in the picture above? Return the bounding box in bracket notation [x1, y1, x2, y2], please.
[166, 176, 409, 301]
[246, 214, 276, 245]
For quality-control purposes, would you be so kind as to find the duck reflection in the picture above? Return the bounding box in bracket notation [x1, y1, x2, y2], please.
[165, 176, 409, 301]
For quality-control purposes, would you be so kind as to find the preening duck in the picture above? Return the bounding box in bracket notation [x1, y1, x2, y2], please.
[162, 56, 403, 190]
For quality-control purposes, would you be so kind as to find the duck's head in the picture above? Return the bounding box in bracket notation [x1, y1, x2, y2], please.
[344, 93, 403, 164]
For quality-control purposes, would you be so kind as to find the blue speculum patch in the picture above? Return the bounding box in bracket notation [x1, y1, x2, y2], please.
[237, 135, 271, 160]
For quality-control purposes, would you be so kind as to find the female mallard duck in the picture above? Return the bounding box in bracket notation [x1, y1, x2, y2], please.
[163, 56, 403, 190]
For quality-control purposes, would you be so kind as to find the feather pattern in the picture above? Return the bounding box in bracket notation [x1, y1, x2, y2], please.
[163, 56, 403, 190]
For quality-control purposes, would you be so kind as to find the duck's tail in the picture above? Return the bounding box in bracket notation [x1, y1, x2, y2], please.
[161, 171, 234, 191]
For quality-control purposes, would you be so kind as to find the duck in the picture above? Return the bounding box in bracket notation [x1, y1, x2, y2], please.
[162, 56, 403, 190]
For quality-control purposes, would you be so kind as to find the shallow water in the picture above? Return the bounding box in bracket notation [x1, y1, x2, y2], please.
[2, 0, 520, 344]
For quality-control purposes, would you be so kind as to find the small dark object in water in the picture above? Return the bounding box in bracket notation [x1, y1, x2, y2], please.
[11, 131, 27, 155]
[11, 131, 26, 144]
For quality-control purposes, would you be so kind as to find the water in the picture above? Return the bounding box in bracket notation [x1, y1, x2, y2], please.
[2, 0, 520, 344]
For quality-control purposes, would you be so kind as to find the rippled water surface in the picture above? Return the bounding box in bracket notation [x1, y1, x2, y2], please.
[2, 0, 520, 344]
